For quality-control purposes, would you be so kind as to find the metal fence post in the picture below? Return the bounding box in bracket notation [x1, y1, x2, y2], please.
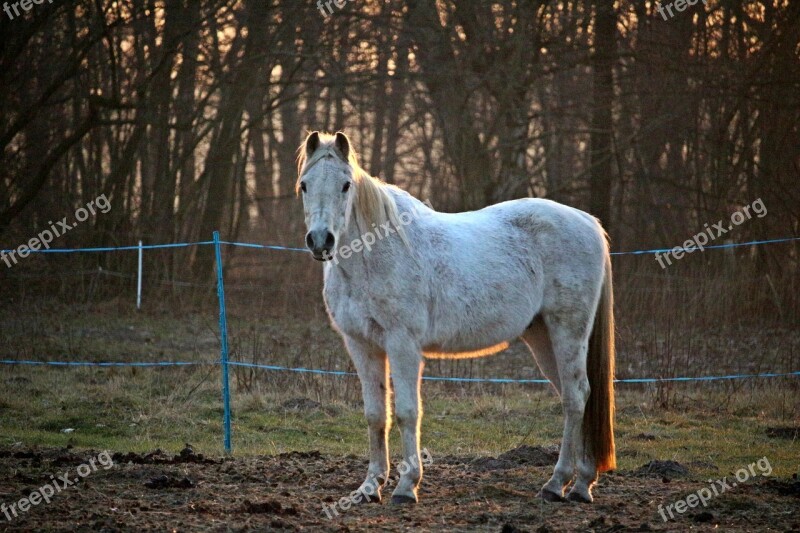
[213, 231, 232, 454]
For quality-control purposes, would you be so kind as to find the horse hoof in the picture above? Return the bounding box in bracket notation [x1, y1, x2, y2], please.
[537, 488, 565, 502]
[566, 490, 593, 504]
[358, 493, 381, 504]
[390, 494, 417, 505]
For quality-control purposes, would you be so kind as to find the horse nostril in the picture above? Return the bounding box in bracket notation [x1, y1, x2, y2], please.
[305, 232, 314, 249]
[325, 232, 336, 249]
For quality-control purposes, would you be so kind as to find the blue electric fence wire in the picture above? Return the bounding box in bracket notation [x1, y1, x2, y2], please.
[0, 241, 214, 253]
[220, 241, 308, 253]
[0, 360, 208, 367]
[227, 361, 356, 376]
[3, 236, 798, 256]
[2, 359, 797, 384]
[219, 362, 800, 383]
[609, 236, 800, 256]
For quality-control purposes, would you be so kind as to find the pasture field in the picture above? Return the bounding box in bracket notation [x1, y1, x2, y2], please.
[0, 300, 798, 531]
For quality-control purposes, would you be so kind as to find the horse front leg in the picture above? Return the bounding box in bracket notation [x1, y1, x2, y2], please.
[385, 334, 424, 504]
[345, 336, 390, 503]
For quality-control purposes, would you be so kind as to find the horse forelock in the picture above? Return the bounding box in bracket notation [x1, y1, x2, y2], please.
[297, 134, 408, 246]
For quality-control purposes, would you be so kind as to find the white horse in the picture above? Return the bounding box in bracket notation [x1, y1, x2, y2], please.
[297, 131, 615, 504]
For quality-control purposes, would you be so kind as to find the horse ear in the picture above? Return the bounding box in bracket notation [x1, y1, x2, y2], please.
[305, 131, 320, 156]
[334, 131, 351, 160]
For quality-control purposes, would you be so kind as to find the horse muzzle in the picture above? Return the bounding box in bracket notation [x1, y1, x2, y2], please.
[306, 229, 336, 261]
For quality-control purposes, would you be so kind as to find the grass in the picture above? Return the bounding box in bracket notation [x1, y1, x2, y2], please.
[0, 294, 798, 482]
[1, 364, 798, 480]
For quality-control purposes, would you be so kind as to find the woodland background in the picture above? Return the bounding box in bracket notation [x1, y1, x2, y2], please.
[1, 0, 798, 318]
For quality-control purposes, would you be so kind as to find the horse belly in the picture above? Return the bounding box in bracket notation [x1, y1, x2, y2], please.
[423, 283, 536, 359]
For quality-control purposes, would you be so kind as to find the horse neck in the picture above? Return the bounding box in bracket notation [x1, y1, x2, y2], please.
[328, 192, 391, 276]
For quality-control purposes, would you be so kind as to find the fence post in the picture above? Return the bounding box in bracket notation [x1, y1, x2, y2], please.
[137, 240, 143, 310]
[213, 231, 232, 454]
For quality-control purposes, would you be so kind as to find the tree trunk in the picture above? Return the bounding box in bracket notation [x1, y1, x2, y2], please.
[589, 0, 617, 232]
[405, 0, 494, 210]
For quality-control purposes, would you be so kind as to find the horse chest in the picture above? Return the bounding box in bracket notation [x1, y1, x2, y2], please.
[323, 274, 385, 339]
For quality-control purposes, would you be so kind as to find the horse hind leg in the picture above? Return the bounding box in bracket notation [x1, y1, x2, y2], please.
[521, 317, 576, 501]
[532, 312, 595, 503]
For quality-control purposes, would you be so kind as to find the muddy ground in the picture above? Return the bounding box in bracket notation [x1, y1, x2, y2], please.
[0, 445, 798, 532]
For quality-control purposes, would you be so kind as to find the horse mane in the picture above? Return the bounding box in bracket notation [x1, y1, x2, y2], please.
[296, 133, 408, 244]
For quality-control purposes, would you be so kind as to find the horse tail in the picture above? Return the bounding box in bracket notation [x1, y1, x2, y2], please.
[583, 247, 616, 472]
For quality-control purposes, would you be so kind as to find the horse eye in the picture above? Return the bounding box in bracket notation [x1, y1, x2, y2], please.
[300, 182, 307, 193]
[342, 182, 351, 193]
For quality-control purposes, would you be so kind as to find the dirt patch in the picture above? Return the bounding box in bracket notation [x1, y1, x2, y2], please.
[112, 444, 217, 465]
[470, 456, 517, 471]
[633, 460, 691, 479]
[0, 446, 798, 531]
[242, 498, 298, 515]
[765, 426, 800, 440]
[766, 477, 800, 498]
[144, 474, 195, 489]
[469, 445, 560, 472]
[498, 445, 560, 466]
